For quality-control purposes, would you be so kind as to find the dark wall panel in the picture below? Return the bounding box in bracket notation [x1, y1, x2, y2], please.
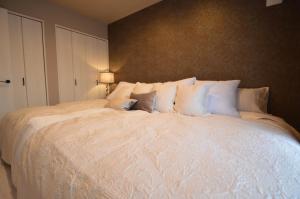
[109, 0, 300, 130]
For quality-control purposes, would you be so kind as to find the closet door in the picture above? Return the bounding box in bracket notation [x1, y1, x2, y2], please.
[97, 39, 109, 99]
[86, 37, 104, 99]
[72, 32, 88, 101]
[0, 8, 14, 118]
[98, 40, 109, 73]
[56, 27, 108, 102]
[8, 14, 27, 109]
[56, 27, 75, 102]
[22, 17, 47, 107]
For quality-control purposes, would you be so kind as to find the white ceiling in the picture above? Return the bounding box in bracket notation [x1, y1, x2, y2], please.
[49, 0, 162, 24]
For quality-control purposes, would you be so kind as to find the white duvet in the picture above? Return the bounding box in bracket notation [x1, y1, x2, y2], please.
[0, 100, 300, 199]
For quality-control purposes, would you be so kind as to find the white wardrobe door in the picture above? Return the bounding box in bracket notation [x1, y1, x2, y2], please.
[98, 40, 109, 72]
[0, 8, 14, 118]
[98, 39, 109, 99]
[86, 37, 104, 99]
[56, 27, 75, 102]
[72, 32, 88, 101]
[22, 17, 47, 107]
[56, 28, 108, 101]
[8, 14, 28, 109]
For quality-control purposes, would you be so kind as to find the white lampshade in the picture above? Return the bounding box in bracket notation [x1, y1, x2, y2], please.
[100, 72, 114, 84]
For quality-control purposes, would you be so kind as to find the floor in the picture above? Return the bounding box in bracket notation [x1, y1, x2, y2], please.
[0, 160, 16, 199]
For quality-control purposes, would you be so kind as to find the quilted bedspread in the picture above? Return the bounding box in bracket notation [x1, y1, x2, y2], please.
[0, 100, 299, 199]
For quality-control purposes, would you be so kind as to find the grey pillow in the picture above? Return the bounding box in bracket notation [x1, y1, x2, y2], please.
[130, 91, 156, 113]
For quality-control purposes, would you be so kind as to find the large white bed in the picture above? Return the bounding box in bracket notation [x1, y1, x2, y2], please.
[0, 99, 299, 199]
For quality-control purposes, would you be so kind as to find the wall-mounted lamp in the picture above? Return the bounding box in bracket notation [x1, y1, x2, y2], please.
[99, 72, 114, 96]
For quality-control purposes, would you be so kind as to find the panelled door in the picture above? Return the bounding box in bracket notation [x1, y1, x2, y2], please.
[56, 26, 109, 102]
[8, 13, 47, 108]
[56, 27, 75, 102]
[0, 9, 48, 119]
[0, 8, 14, 119]
[21, 17, 47, 107]
[97, 38, 109, 99]
[8, 14, 27, 109]
[86, 36, 104, 99]
[72, 32, 89, 101]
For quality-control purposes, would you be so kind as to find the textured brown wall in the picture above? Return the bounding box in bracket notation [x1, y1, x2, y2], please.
[0, 0, 107, 105]
[109, 0, 300, 130]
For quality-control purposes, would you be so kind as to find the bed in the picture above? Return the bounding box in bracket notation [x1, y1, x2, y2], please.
[0, 98, 299, 199]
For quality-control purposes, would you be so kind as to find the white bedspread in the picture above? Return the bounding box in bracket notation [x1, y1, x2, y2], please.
[0, 102, 300, 199]
[0, 99, 108, 164]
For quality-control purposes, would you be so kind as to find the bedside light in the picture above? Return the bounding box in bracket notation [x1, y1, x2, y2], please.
[99, 72, 114, 96]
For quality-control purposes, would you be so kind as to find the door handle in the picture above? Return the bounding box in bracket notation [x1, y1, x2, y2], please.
[22, 78, 25, 86]
[0, 80, 11, 84]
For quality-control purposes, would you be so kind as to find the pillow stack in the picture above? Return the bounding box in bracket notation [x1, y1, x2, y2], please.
[152, 83, 177, 113]
[175, 80, 241, 117]
[174, 84, 210, 116]
[203, 80, 241, 117]
[106, 78, 196, 112]
[152, 77, 196, 113]
[106, 77, 269, 117]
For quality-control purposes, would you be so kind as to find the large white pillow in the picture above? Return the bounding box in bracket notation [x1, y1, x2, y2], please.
[205, 80, 241, 117]
[174, 84, 211, 116]
[153, 83, 177, 113]
[107, 82, 135, 100]
[132, 82, 154, 94]
[238, 87, 269, 113]
[167, 77, 196, 87]
[195, 80, 217, 87]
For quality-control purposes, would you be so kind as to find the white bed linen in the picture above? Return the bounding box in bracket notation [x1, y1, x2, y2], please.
[5, 111, 300, 197]
[0, 99, 108, 164]
[240, 111, 300, 141]
[0, 102, 300, 198]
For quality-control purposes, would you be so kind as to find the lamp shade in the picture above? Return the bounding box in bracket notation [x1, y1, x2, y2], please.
[100, 72, 114, 84]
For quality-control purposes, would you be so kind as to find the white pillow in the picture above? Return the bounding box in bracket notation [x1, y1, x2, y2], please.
[206, 80, 241, 117]
[238, 87, 269, 113]
[167, 77, 196, 87]
[175, 84, 211, 116]
[107, 82, 135, 100]
[196, 80, 217, 87]
[105, 98, 137, 110]
[133, 82, 154, 94]
[153, 83, 177, 113]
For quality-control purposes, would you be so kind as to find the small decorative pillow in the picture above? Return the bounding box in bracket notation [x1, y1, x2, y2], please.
[175, 84, 211, 116]
[206, 80, 241, 117]
[107, 82, 135, 100]
[238, 87, 269, 113]
[132, 82, 154, 94]
[130, 91, 157, 113]
[105, 98, 137, 110]
[153, 83, 177, 113]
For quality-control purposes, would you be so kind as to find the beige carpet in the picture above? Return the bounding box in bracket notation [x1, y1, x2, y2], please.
[0, 160, 16, 199]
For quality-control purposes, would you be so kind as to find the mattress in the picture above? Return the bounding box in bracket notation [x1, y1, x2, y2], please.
[0, 100, 299, 199]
